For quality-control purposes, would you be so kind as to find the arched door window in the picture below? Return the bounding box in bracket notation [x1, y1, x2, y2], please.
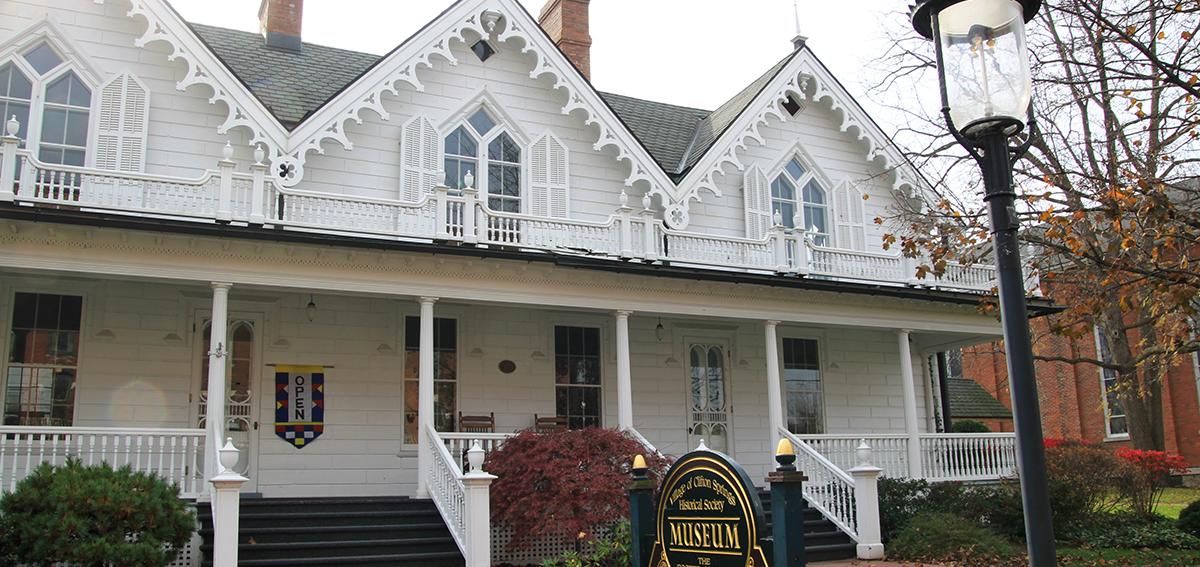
[199, 319, 256, 475]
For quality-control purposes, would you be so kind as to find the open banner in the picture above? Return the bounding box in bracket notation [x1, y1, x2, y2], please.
[274, 365, 325, 449]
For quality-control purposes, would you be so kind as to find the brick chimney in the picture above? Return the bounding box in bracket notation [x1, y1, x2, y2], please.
[259, 0, 303, 52]
[538, 0, 592, 79]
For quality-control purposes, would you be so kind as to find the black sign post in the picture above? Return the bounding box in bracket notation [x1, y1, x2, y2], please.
[629, 455, 658, 567]
[631, 448, 772, 567]
[766, 440, 807, 567]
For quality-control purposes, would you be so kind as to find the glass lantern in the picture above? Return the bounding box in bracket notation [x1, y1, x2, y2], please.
[933, 0, 1033, 138]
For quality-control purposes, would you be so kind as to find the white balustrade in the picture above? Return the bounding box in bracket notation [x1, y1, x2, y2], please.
[10, 148, 1002, 293]
[0, 426, 206, 498]
[660, 228, 776, 271]
[277, 188, 435, 237]
[426, 425, 468, 554]
[440, 432, 515, 463]
[792, 434, 910, 479]
[920, 433, 1018, 481]
[779, 427, 860, 541]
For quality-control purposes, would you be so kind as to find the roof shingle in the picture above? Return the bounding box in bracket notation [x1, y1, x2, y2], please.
[947, 378, 1012, 419]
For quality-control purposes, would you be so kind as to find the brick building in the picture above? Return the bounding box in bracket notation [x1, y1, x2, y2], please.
[960, 315, 1200, 474]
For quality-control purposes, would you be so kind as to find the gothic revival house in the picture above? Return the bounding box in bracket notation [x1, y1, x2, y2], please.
[0, 0, 1052, 564]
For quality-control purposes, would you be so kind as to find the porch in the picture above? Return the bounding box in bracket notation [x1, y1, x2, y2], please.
[0, 224, 1022, 564]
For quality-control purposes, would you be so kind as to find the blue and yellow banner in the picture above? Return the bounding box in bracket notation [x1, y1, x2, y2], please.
[275, 365, 324, 449]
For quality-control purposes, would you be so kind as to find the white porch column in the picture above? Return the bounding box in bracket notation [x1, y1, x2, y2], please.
[897, 330, 922, 478]
[416, 296, 438, 498]
[615, 310, 633, 430]
[203, 282, 232, 493]
[209, 438, 248, 567]
[764, 320, 785, 445]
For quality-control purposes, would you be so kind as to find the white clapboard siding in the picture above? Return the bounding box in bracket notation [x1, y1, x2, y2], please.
[528, 132, 570, 217]
[400, 114, 441, 202]
[92, 73, 150, 172]
[834, 181, 866, 251]
[743, 165, 771, 240]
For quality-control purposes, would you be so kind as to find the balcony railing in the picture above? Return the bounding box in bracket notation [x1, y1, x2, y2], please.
[0, 142, 998, 293]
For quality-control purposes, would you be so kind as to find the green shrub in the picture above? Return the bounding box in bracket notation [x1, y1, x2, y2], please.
[876, 477, 930, 541]
[1059, 512, 1200, 550]
[951, 420, 992, 433]
[1044, 441, 1129, 518]
[540, 520, 630, 567]
[887, 511, 1017, 565]
[0, 459, 195, 567]
[1179, 500, 1200, 537]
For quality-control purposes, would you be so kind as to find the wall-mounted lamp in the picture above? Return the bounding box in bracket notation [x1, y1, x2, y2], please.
[306, 294, 317, 322]
[655, 318, 665, 342]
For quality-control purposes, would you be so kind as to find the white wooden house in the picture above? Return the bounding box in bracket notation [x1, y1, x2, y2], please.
[0, 0, 1050, 564]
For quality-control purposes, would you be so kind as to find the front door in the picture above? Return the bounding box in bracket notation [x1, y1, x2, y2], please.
[193, 311, 261, 492]
[685, 341, 732, 454]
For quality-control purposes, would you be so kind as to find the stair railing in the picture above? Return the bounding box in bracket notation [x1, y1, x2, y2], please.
[778, 427, 860, 541]
[425, 424, 494, 567]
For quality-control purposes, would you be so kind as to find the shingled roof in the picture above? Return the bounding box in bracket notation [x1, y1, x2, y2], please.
[188, 23, 792, 180]
[946, 377, 1012, 419]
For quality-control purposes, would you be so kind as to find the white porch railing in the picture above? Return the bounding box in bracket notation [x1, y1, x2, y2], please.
[778, 427, 861, 542]
[920, 433, 1018, 481]
[0, 135, 1001, 293]
[0, 426, 206, 498]
[791, 434, 910, 479]
[441, 431, 515, 460]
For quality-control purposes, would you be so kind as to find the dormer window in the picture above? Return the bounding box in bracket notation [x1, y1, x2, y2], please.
[770, 156, 829, 245]
[442, 107, 522, 213]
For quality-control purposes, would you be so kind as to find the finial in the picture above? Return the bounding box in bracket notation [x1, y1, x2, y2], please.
[632, 454, 647, 471]
[776, 438, 795, 457]
[697, 438, 708, 451]
[253, 144, 265, 165]
[792, 211, 804, 230]
[467, 440, 485, 473]
[619, 189, 629, 207]
[856, 440, 874, 467]
[218, 437, 239, 471]
[464, 170, 475, 189]
[773, 209, 783, 226]
[222, 141, 234, 161]
[791, 0, 808, 50]
[642, 193, 652, 210]
[775, 437, 797, 472]
[5, 115, 18, 137]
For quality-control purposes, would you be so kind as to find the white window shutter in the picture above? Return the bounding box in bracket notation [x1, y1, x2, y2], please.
[529, 132, 569, 217]
[400, 115, 439, 202]
[834, 182, 866, 251]
[92, 73, 149, 172]
[743, 165, 771, 240]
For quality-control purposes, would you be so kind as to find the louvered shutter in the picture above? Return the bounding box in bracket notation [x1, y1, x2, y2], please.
[92, 73, 149, 172]
[743, 165, 771, 240]
[400, 115, 440, 202]
[529, 132, 569, 217]
[834, 182, 866, 251]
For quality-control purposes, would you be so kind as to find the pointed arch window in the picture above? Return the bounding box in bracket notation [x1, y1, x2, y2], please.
[442, 107, 522, 212]
[1, 41, 93, 167]
[770, 156, 829, 246]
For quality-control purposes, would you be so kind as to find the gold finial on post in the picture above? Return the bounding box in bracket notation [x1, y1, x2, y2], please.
[775, 438, 795, 457]
[632, 454, 647, 471]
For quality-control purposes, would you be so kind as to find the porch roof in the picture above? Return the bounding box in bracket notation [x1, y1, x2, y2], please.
[0, 204, 1060, 317]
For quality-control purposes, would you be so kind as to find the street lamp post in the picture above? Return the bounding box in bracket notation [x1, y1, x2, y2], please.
[909, 1, 1054, 566]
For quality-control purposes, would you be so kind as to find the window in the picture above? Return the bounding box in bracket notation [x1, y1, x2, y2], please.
[771, 156, 829, 245]
[783, 338, 823, 434]
[1, 42, 92, 167]
[5, 293, 81, 426]
[443, 108, 522, 211]
[1094, 327, 1128, 438]
[404, 316, 457, 444]
[555, 326, 601, 428]
[471, 40, 496, 62]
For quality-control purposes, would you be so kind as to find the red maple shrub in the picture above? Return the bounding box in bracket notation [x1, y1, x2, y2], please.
[485, 427, 671, 549]
[1114, 448, 1189, 516]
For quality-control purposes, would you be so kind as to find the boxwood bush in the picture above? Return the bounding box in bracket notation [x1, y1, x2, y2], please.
[1180, 499, 1200, 538]
[0, 459, 195, 567]
[886, 511, 1017, 565]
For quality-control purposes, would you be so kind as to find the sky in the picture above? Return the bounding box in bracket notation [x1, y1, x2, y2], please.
[167, 0, 915, 120]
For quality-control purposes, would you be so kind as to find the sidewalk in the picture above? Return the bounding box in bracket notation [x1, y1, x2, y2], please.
[812, 561, 945, 567]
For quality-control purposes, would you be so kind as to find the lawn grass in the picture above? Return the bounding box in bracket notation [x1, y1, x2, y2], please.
[1155, 487, 1200, 520]
[1059, 547, 1200, 566]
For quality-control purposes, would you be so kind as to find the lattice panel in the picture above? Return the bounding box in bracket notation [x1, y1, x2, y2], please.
[491, 525, 609, 565]
[166, 532, 200, 567]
